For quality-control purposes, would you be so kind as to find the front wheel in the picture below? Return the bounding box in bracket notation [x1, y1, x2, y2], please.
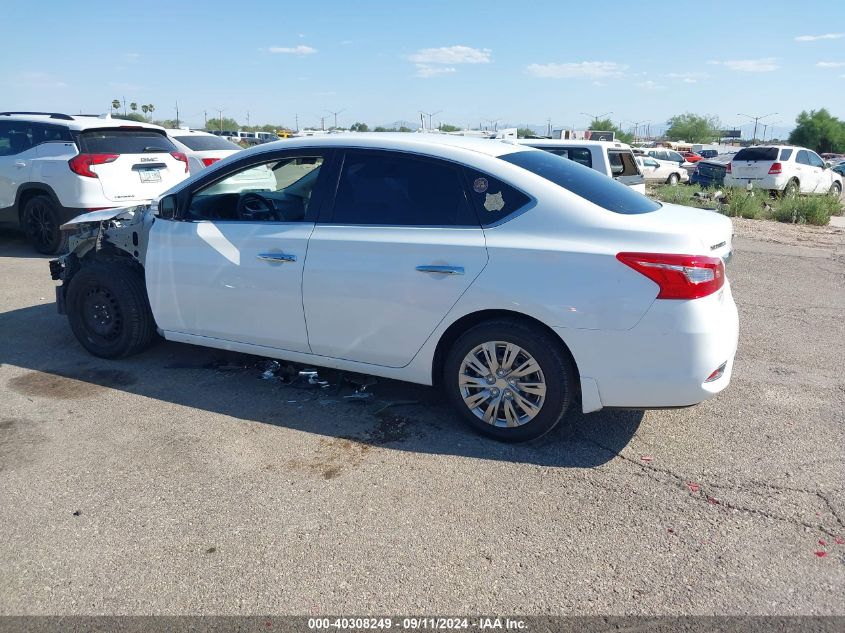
[66, 262, 158, 359]
[443, 320, 575, 442]
[829, 181, 842, 197]
[667, 173, 680, 186]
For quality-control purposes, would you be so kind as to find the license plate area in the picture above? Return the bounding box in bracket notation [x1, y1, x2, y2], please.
[139, 169, 161, 183]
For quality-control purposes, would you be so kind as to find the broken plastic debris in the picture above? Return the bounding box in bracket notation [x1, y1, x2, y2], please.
[640, 456, 653, 463]
[686, 482, 700, 493]
[814, 551, 827, 558]
[818, 539, 826, 546]
[344, 391, 375, 402]
[261, 360, 281, 380]
[835, 536, 844, 545]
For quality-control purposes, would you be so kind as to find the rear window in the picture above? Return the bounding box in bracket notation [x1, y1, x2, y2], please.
[733, 147, 779, 161]
[500, 150, 660, 215]
[78, 129, 176, 154]
[174, 135, 241, 151]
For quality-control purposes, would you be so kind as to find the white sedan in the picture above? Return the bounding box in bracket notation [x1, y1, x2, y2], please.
[636, 156, 689, 185]
[51, 134, 738, 442]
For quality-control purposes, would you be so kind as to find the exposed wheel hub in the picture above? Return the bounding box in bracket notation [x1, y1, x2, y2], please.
[82, 288, 122, 339]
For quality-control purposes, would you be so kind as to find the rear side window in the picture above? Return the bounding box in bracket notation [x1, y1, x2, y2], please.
[78, 129, 176, 154]
[0, 121, 35, 155]
[542, 147, 592, 168]
[779, 149, 793, 161]
[174, 135, 241, 151]
[733, 147, 779, 161]
[463, 169, 531, 225]
[331, 151, 477, 226]
[608, 151, 639, 176]
[501, 150, 660, 215]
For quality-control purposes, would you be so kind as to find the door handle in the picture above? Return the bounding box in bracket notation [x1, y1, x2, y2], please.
[257, 252, 296, 263]
[416, 265, 464, 275]
[14, 160, 26, 168]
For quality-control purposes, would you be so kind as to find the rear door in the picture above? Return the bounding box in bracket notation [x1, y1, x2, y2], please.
[76, 128, 189, 203]
[804, 150, 829, 193]
[302, 149, 488, 368]
[0, 120, 35, 211]
[607, 149, 644, 191]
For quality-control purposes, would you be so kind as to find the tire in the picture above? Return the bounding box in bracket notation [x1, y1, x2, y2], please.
[22, 195, 68, 255]
[782, 179, 799, 198]
[66, 261, 157, 359]
[829, 181, 842, 197]
[443, 320, 575, 442]
[667, 173, 680, 186]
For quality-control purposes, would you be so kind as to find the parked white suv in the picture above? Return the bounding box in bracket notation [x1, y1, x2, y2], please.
[0, 112, 190, 253]
[517, 139, 645, 193]
[725, 145, 843, 196]
[164, 129, 243, 174]
[50, 134, 737, 442]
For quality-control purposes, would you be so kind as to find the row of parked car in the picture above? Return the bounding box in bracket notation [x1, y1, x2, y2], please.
[1, 111, 841, 255]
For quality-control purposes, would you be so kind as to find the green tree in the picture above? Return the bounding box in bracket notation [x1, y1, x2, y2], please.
[154, 119, 180, 128]
[350, 122, 369, 132]
[141, 105, 149, 118]
[147, 104, 155, 121]
[206, 116, 240, 132]
[113, 113, 147, 123]
[111, 99, 121, 113]
[788, 108, 845, 153]
[517, 127, 535, 138]
[589, 118, 633, 144]
[398, 126, 412, 133]
[665, 113, 721, 143]
[130, 102, 138, 113]
[439, 123, 461, 132]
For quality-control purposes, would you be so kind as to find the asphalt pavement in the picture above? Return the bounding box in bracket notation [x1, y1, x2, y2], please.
[0, 219, 843, 615]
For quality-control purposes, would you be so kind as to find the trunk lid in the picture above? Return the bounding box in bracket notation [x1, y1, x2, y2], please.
[729, 146, 781, 180]
[636, 203, 734, 261]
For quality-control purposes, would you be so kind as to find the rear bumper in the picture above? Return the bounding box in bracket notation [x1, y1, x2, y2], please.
[559, 281, 739, 412]
[724, 174, 787, 190]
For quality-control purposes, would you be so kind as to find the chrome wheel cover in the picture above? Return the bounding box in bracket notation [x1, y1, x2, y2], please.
[458, 341, 546, 428]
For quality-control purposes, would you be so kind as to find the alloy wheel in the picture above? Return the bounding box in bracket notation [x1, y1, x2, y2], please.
[24, 201, 57, 251]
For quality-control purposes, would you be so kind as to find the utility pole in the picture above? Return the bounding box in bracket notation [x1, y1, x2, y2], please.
[419, 110, 441, 131]
[246, 111, 250, 128]
[325, 109, 345, 129]
[547, 118, 552, 136]
[485, 118, 501, 132]
[580, 111, 612, 127]
[175, 101, 180, 128]
[320, 116, 325, 131]
[737, 112, 777, 144]
[214, 107, 226, 132]
[295, 113, 299, 132]
[122, 97, 127, 116]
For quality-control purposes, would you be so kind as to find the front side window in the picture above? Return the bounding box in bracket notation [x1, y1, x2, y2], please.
[188, 155, 324, 222]
[500, 150, 660, 215]
[608, 150, 639, 176]
[807, 152, 825, 168]
[330, 151, 477, 226]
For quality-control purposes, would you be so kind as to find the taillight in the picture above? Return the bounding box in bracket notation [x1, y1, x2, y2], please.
[616, 252, 725, 300]
[201, 157, 220, 167]
[171, 151, 189, 173]
[725, 162, 732, 174]
[768, 162, 782, 175]
[68, 153, 118, 178]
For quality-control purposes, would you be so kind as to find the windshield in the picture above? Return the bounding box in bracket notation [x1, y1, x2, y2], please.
[78, 129, 176, 154]
[500, 150, 660, 214]
[174, 135, 241, 151]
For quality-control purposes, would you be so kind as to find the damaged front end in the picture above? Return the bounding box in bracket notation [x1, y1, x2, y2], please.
[49, 205, 155, 314]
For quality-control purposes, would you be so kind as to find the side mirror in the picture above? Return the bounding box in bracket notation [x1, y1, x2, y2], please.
[157, 194, 177, 219]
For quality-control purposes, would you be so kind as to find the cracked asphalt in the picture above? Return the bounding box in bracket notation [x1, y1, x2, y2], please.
[0, 218, 843, 615]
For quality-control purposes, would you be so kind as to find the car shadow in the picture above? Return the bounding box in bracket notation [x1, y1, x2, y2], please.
[1, 301, 643, 468]
[0, 227, 53, 259]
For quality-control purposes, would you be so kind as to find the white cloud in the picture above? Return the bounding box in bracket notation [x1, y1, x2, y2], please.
[708, 58, 779, 72]
[268, 45, 317, 55]
[795, 33, 843, 41]
[124, 52, 140, 62]
[636, 80, 666, 91]
[525, 61, 627, 79]
[817, 61, 845, 68]
[408, 45, 491, 65]
[15, 71, 66, 89]
[666, 71, 708, 83]
[592, 81, 607, 87]
[415, 65, 457, 78]
[340, 40, 353, 46]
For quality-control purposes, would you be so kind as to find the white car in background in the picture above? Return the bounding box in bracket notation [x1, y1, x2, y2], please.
[517, 139, 645, 193]
[636, 156, 689, 185]
[51, 134, 737, 442]
[725, 145, 843, 196]
[164, 129, 242, 173]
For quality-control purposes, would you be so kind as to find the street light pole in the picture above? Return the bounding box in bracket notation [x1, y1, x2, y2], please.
[580, 111, 613, 127]
[737, 112, 777, 144]
[419, 110, 442, 131]
[325, 109, 346, 129]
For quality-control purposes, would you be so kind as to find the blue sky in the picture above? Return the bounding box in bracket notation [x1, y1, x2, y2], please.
[2, 0, 843, 137]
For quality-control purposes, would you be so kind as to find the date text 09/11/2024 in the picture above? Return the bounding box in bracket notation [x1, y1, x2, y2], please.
[306, 617, 527, 630]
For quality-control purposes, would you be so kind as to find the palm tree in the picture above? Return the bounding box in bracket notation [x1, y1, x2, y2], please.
[141, 104, 149, 119]
[147, 104, 155, 121]
[130, 102, 138, 113]
[111, 99, 120, 113]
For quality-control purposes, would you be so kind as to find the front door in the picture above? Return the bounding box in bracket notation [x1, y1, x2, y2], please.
[303, 150, 488, 368]
[145, 151, 332, 352]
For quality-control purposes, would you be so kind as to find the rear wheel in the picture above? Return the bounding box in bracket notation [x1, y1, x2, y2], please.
[782, 179, 799, 198]
[667, 173, 680, 186]
[443, 320, 575, 442]
[22, 195, 68, 254]
[66, 262, 157, 359]
[829, 181, 842, 197]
